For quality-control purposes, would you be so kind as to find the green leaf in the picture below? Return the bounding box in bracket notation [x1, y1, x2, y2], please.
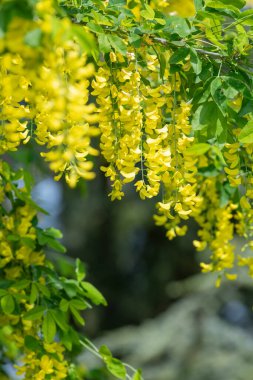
[192, 102, 216, 131]
[99, 345, 112, 360]
[98, 34, 111, 53]
[132, 370, 142, 380]
[192, 101, 228, 142]
[238, 10, 253, 26]
[129, 33, 142, 48]
[210, 77, 227, 116]
[0, 9, 11, 35]
[107, 358, 127, 380]
[166, 17, 191, 38]
[158, 52, 166, 80]
[0, 290, 7, 297]
[212, 146, 226, 165]
[69, 305, 85, 326]
[91, 11, 113, 26]
[23, 170, 34, 192]
[190, 49, 202, 75]
[30, 283, 39, 304]
[24, 28, 42, 47]
[60, 299, 69, 312]
[47, 238, 66, 253]
[23, 306, 45, 320]
[61, 327, 79, 351]
[194, 0, 204, 10]
[1, 294, 15, 314]
[219, 182, 237, 207]
[14, 279, 30, 290]
[70, 299, 87, 310]
[107, 34, 127, 55]
[21, 237, 36, 249]
[155, 18, 166, 25]
[86, 22, 104, 34]
[185, 143, 211, 156]
[37, 229, 48, 245]
[42, 311, 56, 343]
[37, 283, 51, 298]
[75, 258, 86, 282]
[7, 234, 19, 242]
[205, 20, 224, 50]
[61, 280, 78, 298]
[140, 4, 155, 20]
[205, 0, 245, 9]
[45, 228, 63, 239]
[0, 280, 13, 289]
[24, 335, 41, 351]
[99, 346, 126, 379]
[238, 121, 253, 143]
[51, 309, 69, 332]
[37, 229, 66, 253]
[71, 25, 95, 53]
[170, 48, 190, 64]
[81, 281, 107, 306]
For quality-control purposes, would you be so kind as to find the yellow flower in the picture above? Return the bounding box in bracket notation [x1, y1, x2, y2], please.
[40, 355, 54, 374]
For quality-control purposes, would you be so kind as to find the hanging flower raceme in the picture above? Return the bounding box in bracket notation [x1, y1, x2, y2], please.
[93, 51, 144, 200]
[191, 176, 239, 286]
[0, 18, 35, 154]
[153, 99, 202, 239]
[93, 48, 204, 241]
[135, 53, 172, 200]
[0, 1, 99, 187]
[224, 141, 241, 187]
[34, 39, 99, 187]
[93, 49, 175, 200]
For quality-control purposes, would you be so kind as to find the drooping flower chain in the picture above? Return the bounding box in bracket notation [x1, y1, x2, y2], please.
[0, 3, 99, 188]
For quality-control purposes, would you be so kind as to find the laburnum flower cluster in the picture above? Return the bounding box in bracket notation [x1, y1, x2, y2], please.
[0, 0, 99, 188]
[91, 44, 253, 286]
[92, 49, 200, 239]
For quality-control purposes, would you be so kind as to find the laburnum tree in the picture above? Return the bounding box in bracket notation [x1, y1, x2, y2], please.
[1, 0, 253, 379]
